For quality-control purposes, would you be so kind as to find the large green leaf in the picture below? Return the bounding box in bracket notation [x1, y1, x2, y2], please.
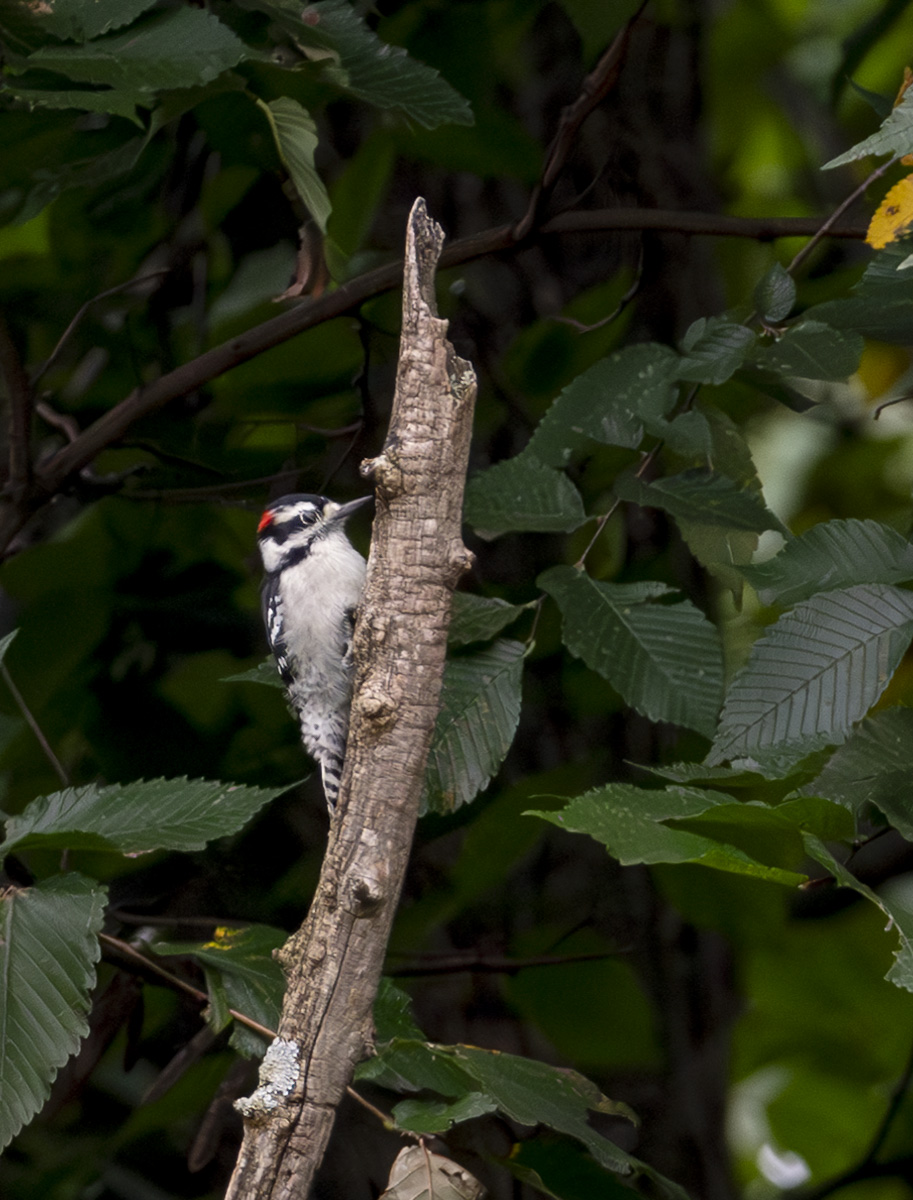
[464, 453, 588, 537]
[423, 640, 525, 814]
[257, 97, 332, 232]
[528, 785, 805, 885]
[677, 317, 756, 385]
[5, 86, 145, 126]
[29, 0, 158, 40]
[803, 708, 913, 837]
[154, 924, 286, 1056]
[0, 874, 107, 1152]
[447, 593, 529, 647]
[751, 321, 863, 382]
[539, 566, 723, 736]
[254, 0, 472, 129]
[823, 89, 913, 167]
[709, 585, 913, 767]
[0, 777, 291, 856]
[740, 519, 913, 606]
[23, 7, 249, 92]
[614, 468, 784, 582]
[364, 1037, 686, 1199]
[526, 343, 680, 466]
[806, 244, 913, 344]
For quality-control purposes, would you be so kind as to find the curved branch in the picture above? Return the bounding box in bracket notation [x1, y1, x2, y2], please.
[0, 206, 865, 555]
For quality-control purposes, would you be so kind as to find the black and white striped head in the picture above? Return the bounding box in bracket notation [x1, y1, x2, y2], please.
[257, 493, 371, 574]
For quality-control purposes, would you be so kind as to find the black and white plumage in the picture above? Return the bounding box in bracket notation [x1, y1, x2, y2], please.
[257, 493, 371, 809]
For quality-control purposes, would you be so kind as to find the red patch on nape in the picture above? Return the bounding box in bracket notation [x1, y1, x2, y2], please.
[257, 510, 275, 532]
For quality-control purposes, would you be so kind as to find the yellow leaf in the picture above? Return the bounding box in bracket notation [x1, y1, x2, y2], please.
[866, 176, 913, 249]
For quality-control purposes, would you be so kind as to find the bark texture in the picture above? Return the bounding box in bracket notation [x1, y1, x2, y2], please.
[224, 198, 477, 1200]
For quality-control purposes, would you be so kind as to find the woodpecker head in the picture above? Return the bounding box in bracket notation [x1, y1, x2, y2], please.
[257, 493, 372, 574]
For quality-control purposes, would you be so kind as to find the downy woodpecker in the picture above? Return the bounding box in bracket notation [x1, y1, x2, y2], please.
[257, 493, 371, 809]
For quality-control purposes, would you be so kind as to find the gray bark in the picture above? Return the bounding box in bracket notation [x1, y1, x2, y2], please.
[224, 197, 477, 1200]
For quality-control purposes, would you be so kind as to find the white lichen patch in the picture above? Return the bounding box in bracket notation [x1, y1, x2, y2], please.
[234, 1037, 300, 1118]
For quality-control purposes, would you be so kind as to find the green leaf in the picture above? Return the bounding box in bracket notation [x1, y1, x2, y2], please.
[260, 0, 473, 129]
[739, 519, 913, 607]
[0, 874, 107, 1153]
[5, 86, 145, 126]
[614, 469, 784, 536]
[803, 834, 913, 992]
[806, 244, 913, 344]
[24, 7, 249, 92]
[614, 469, 784, 583]
[222, 659, 285, 688]
[448, 594, 529, 647]
[363, 1036, 684, 1198]
[539, 566, 723, 736]
[823, 89, 913, 167]
[257, 97, 332, 233]
[708, 585, 913, 767]
[677, 317, 756, 385]
[803, 708, 913, 837]
[528, 785, 805, 885]
[526, 344, 680, 466]
[153, 924, 286, 1056]
[754, 263, 796, 322]
[1, 777, 291, 856]
[423, 640, 525, 814]
[393, 1093, 498, 1134]
[29, 0, 159, 40]
[464, 454, 588, 537]
[751, 321, 863, 382]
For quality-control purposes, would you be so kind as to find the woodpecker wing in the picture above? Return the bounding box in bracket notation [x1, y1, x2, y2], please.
[261, 574, 295, 687]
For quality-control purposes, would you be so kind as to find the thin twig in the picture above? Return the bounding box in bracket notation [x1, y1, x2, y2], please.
[31, 269, 170, 387]
[387, 949, 619, 977]
[99, 932, 278, 1042]
[0, 662, 68, 787]
[787, 155, 899, 276]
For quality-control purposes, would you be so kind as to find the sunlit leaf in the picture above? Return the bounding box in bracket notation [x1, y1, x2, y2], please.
[539, 566, 723, 736]
[0, 875, 106, 1152]
[708, 585, 913, 767]
[867, 176, 913, 248]
[823, 89, 913, 167]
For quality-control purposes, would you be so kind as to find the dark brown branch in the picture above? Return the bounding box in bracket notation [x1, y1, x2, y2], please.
[0, 315, 33, 501]
[515, 3, 647, 237]
[0, 207, 866, 556]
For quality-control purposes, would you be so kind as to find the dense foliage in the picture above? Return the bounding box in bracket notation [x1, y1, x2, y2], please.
[5, 2, 913, 1198]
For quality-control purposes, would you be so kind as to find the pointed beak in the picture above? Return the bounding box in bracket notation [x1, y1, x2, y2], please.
[329, 495, 373, 523]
